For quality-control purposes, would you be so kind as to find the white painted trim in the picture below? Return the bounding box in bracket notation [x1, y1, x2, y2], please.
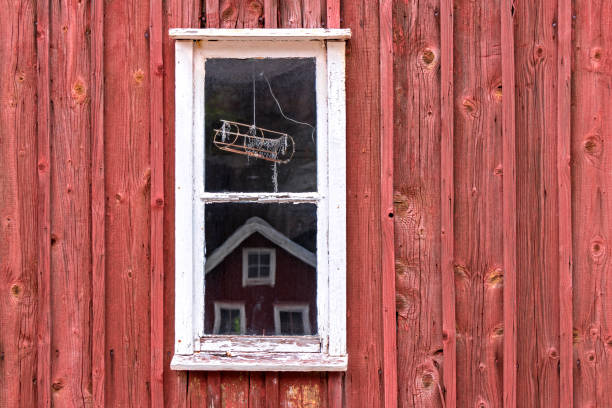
[173, 37, 348, 370]
[205, 217, 316, 273]
[200, 335, 321, 353]
[169, 28, 351, 41]
[174, 40, 195, 355]
[273, 304, 311, 335]
[213, 302, 246, 335]
[326, 41, 347, 356]
[201, 192, 321, 203]
[171, 353, 347, 372]
[242, 248, 276, 287]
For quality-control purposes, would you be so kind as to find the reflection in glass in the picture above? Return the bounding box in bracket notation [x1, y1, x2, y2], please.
[204, 203, 317, 336]
[205, 58, 317, 193]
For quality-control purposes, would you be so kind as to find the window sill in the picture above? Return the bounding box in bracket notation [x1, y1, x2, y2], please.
[200, 335, 321, 353]
[170, 352, 347, 372]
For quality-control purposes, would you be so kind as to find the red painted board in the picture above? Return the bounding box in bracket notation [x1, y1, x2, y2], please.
[392, 0, 444, 405]
[440, 0, 456, 405]
[572, 1, 612, 406]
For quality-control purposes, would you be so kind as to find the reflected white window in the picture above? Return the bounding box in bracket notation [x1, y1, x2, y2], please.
[242, 248, 276, 286]
[274, 304, 310, 335]
[213, 302, 246, 334]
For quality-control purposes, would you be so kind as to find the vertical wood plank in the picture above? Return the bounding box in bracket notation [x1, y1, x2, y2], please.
[220, 0, 239, 27]
[515, 1, 561, 406]
[279, 373, 324, 407]
[104, 0, 151, 405]
[514, 1, 565, 407]
[302, 0, 322, 28]
[221, 373, 249, 408]
[265, 373, 280, 408]
[0, 1, 38, 407]
[35, 0, 52, 405]
[163, 0, 202, 405]
[440, 0, 456, 406]
[501, 0, 517, 407]
[342, 0, 384, 407]
[91, 0, 106, 405]
[49, 0, 93, 405]
[248, 373, 266, 408]
[150, 0, 165, 405]
[207, 372, 222, 407]
[238, 0, 264, 28]
[327, 373, 343, 407]
[379, 0, 397, 406]
[557, 0, 573, 405]
[572, 1, 612, 406]
[393, 0, 444, 406]
[263, 0, 278, 27]
[326, 0, 340, 28]
[206, 0, 220, 27]
[280, 0, 302, 28]
[453, 0, 504, 406]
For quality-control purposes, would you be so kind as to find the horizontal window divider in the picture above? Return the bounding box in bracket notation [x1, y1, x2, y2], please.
[200, 192, 322, 203]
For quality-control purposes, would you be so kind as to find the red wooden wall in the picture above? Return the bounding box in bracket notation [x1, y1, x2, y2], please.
[1, 0, 612, 407]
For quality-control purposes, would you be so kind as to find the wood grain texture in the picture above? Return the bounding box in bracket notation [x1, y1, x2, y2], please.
[35, 0, 52, 405]
[572, 1, 612, 406]
[0, 1, 38, 407]
[392, 0, 443, 406]
[453, 0, 504, 407]
[501, 0, 517, 406]
[379, 0, 398, 407]
[151, 0, 166, 404]
[557, 0, 573, 406]
[49, 0, 93, 405]
[440, 0, 456, 406]
[342, 0, 385, 407]
[515, 0, 561, 406]
[163, 0, 202, 406]
[302, 0, 322, 28]
[206, 0, 220, 27]
[263, 0, 278, 27]
[91, 0, 106, 405]
[326, 0, 340, 28]
[280, 0, 302, 28]
[104, 0, 151, 405]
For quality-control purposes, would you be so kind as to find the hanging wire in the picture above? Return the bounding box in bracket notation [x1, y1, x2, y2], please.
[261, 72, 316, 143]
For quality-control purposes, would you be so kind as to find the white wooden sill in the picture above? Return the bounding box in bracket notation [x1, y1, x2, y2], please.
[171, 352, 348, 372]
[200, 335, 321, 353]
[169, 28, 351, 41]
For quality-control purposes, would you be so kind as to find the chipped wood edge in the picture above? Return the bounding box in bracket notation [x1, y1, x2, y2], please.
[170, 353, 347, 371]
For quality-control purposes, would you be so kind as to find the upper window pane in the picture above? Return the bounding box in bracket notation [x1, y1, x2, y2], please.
[204, 58, 317, 193]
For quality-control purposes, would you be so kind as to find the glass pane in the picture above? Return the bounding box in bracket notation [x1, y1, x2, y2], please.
[291, 312, 305, 335]
[260, 253, 270, 265]
[247, 253, 258, 265]
[205, 58, 317, 193]
[247, 266, 259, 278]
[204, 203, 317, 335]
[280, 312, 291, 334]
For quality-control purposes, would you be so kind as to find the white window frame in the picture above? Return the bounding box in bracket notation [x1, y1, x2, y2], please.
[274, 304, 311, 335]
[242, 248, 276, 287]
[170, 28, 350, 372]
[213, 302, 246, 335]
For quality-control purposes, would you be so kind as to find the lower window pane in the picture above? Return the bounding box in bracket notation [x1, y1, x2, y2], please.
[205, 203, 317, 336]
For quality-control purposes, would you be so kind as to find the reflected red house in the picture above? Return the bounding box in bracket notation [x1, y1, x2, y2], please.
[204, 217, 317, 335]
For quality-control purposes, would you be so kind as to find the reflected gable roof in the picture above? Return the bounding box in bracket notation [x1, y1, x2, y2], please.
[205, 217, 316, 273]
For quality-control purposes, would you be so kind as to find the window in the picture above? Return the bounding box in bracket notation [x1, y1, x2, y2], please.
[242, 248, 276, 286]
[213, 302, 246, 334]
[170, 28, 350, 371]
[274, 304, 310, 335]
